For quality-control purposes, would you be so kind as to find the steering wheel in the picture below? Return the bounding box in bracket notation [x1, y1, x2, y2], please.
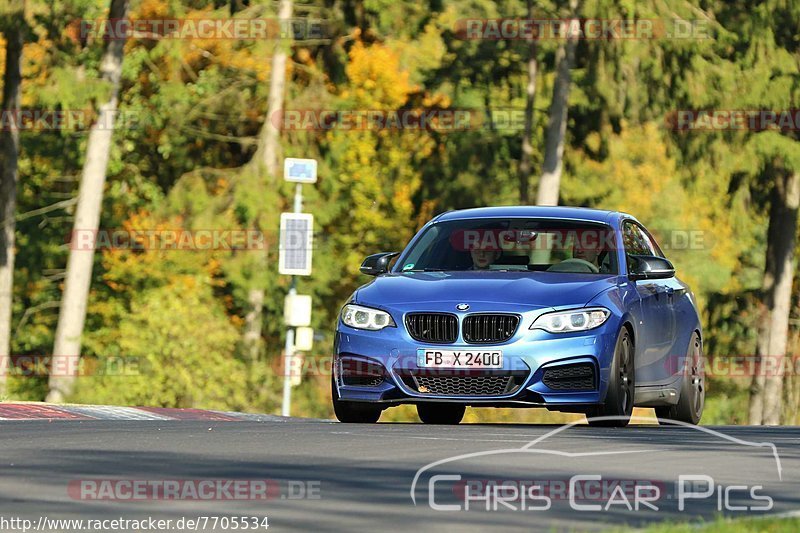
[546, 258, 600, 274]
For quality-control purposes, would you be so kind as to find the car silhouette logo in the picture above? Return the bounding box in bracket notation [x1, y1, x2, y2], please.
[456, 303, 470, 311]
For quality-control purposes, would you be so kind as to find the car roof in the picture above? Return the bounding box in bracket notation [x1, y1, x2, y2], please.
[434, 206, 628, 225]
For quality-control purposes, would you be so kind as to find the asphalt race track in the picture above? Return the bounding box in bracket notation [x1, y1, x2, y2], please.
[0, 416, 798, 531]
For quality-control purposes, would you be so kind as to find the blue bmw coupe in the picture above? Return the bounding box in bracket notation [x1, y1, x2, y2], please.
[332, 206, 704, 427]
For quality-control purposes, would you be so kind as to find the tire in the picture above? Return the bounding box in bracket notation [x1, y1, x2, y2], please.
[656, 333, 704, 425]
[588, 327, 635, 428]
[331, 376, 382, 423]
[417, 403, 466, 425]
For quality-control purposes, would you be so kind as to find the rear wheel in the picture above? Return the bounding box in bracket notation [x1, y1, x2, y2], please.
[656, 333, 704, 425]
[331, 376, 382, 423]
[417, 403, 466, 425]
[588, 328, 634, 427]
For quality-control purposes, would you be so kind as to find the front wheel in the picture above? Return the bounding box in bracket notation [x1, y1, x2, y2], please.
[417, 403, 466, 425]
[588, 327, 635, 427]
[331, 376, 382, 423]
[656, 333, 704, 425]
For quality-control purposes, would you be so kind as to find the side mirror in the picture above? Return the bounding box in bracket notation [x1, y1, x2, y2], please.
[628, 255, 675, 281]
[360, 252, 400, 276]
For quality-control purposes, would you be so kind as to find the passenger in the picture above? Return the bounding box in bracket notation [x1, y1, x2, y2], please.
[469, 243, 501, 270]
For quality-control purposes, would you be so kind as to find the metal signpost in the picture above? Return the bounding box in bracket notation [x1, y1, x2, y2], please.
[279, 158, 317, 417]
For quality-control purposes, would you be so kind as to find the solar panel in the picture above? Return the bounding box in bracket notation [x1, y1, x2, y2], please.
[283, 158, 318, 183]
[279, 213, 313, 275]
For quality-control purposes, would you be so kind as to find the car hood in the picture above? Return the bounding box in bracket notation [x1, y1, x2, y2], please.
[354, 271, 619, 310]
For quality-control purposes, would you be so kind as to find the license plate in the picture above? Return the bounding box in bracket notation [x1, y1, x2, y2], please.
[417, 349, 503, 369]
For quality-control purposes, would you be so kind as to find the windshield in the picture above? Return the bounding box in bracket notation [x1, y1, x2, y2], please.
[394, 218, 619, 275]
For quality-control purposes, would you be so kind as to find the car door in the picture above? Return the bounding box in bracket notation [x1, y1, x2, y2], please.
[638, 224, 688, 383]
[623, 221, 676, 385]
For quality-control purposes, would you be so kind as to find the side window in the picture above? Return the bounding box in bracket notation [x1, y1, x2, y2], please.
[397, 224, 440, 271]
[622, 221, 651, 255]
[641, 227, 666, 258]
[634, 225, 657, 256]
[623, 221, 658, 274]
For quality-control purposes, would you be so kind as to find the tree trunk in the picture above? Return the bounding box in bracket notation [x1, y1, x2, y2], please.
[242, 287, 264, 362]
[749, 170, 800, 425]
[518, 0, 538, 205]
[0, 12, 24, 394]
[535, 0, 579, 206]
[255, 0, 292, 178]
[784, 326, 800, 424]
[229, 0, 249, 15]
[749, 337, 767, 424]
[243, 0, 293, 362]
[46, 0, 129, 402]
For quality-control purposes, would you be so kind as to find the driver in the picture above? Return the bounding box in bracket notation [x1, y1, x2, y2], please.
[470, 246, 501, 270]
[572, 236, 611, 273]
[573, 240, 602, 267]
[467, 235, 502, 270]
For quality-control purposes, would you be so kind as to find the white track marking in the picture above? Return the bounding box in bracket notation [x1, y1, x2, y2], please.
[59, 405, 173, 420]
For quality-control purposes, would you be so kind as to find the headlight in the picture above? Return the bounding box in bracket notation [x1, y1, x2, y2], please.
[530, 308, 610, 333]
[341, 304, 396, 331]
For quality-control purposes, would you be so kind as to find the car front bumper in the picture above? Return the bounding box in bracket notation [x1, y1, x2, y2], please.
[334, 318, 620, 409]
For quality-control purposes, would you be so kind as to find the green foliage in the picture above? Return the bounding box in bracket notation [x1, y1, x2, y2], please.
[3, 0, 798, 424]
[701, 380, 751, 426]
[564, 121, 743, 300]
[75, 280, 252, 410]
[630, 516, 800, 533]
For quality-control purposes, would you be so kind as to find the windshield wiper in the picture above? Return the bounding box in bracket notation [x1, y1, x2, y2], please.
[403, 268, 449, 272]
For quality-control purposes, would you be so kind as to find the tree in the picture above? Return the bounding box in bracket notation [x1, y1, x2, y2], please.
[76, 254, 252, 411]
[242, 0, 293, 363]
[518, 0, 538, 204]
[317, 40, 436, 310]
[0, 2, 24, 394]
[699, 0, 800, 425]
[536, 0, 579, 206]
[47, 0, 130, 402]
[255, 0, 293, 177]
[750, 169, 800, 425]
[0, 0, 790, 426]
